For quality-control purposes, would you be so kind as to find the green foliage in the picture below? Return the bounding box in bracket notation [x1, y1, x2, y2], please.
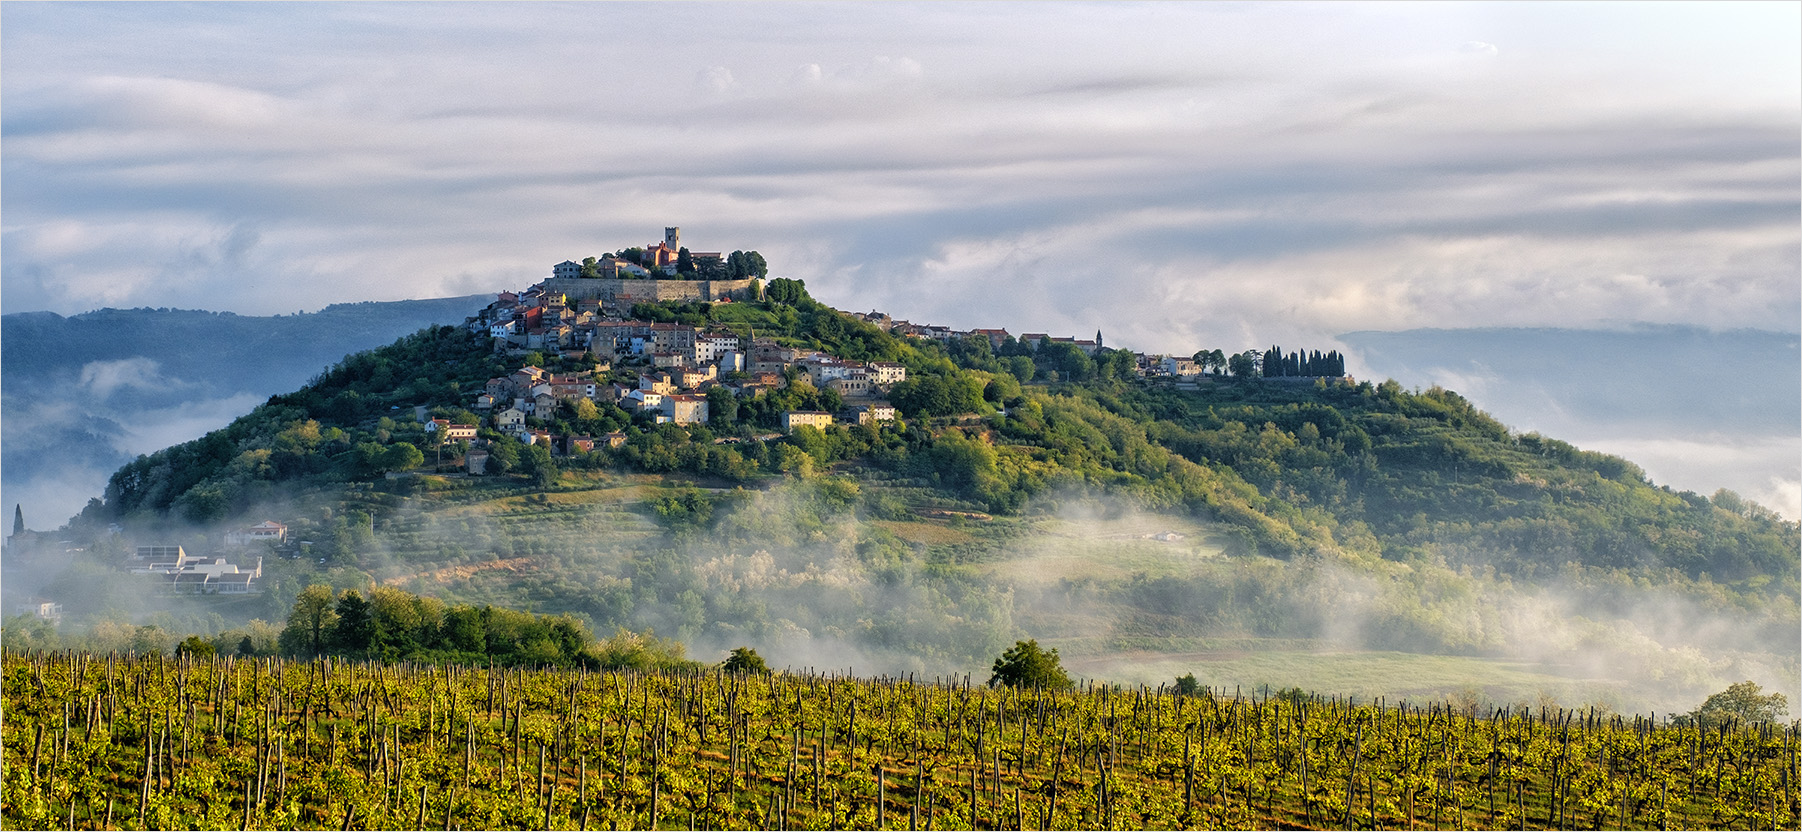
[988, 639, 1072, 690]
[586, 628, 701, 672]
[1689, 680, 1790, 727]
[273, 582, 603, 668]
[722, 646, 770, 675]
[1175, 672, 1200, 695]
[764, 277, 810, 305]
[3, 652, 1794, 831]
[174, 635, 215, 657]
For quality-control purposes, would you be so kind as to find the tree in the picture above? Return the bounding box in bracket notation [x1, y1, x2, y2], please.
[175, 635, 215, 657]
[580, 256, 600, 278]
[722, 646, 769, 674]
[677, 247, 694, 275]
[1175, 673, 1200, 695]
[330, 589, 376, 655]
[281, 584, 338, 657]
[1228, 350, 1260, 380]
[521, 442, 558, 489]
[765, 277, 809, 305]
[706, 386, 739, 426]
[988, 639, 1072, 690]
[382, 442, 424, 473]
[1689, 680, 1789, 726]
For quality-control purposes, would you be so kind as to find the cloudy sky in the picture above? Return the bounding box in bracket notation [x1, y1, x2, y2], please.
[4, 2, 1799, 514]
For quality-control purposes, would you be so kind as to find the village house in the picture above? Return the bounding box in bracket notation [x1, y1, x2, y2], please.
[623, 389, 665, 412]
[782, 411, 834, 433]
[425, 420, 477, 441]
[547, 374, 596, 400]
[826, 373, 873, 399]
[466, 448, 489, 475]
[1160, 356, 1200, 377]
[695, 332, 741, 363]
[493, 406, 527, 432]
[659, 394, 709, 425]
[868, 362, 907, 385]
[603, 432, 629, 449]
[13, 598, 63, 623]
[843, 403, 898, 425]
[132, 548, 262, 594]
[224, 521, 287, 548]
[970, 328, 1011, 349]
[677, 366, 716, 389]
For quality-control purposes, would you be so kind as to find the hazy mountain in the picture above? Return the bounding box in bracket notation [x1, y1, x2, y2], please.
[1342, 325, 1801, 518]
[1, 295, 492, 527]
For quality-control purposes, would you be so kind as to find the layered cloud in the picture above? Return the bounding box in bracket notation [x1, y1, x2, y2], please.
[3, 3, 1794, 347]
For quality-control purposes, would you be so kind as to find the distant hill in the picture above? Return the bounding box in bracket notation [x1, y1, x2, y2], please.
[1, 295, 492, 525]
[1340, 325, 1801, 438]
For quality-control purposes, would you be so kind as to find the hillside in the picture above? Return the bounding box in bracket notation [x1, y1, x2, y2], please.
[0, 295, 492, 526]
[23, 285, 1800, 714]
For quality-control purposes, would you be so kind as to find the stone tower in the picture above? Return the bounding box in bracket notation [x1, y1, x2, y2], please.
[665, 227, 680, 251]
[11, 504, 22, 538]
[1096, 330, 1104, 351]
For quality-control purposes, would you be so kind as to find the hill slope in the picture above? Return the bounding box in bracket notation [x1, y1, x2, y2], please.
[29, 291, 1802, 712]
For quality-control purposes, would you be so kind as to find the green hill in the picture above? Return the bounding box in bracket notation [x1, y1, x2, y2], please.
[31, 284, 1801, 714]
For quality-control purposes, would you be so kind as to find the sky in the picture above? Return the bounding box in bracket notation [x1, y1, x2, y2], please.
[3, 2, 1799, 514]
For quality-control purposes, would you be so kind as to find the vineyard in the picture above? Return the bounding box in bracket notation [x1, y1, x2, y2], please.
[2, 652, 1797, 830]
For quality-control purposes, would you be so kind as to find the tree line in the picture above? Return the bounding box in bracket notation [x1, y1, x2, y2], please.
[273, 582, 698, 671]
[1261, 346, 1346, 378]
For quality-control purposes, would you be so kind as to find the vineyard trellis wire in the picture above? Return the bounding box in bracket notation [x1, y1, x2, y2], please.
[2, 651, 1797, 830]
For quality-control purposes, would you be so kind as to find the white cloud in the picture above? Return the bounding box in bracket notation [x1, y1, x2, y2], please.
[694, 66, 741, 97]
[1460, 41, 1500, 57]
[2, 3, 1794, 339]
[78, 357, 177, 399]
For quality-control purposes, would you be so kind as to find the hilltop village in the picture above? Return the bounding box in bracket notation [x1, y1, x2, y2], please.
[4, 227, 1348, 608]
[452, 227, 1186, 468]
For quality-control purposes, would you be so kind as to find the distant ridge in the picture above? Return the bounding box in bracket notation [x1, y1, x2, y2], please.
[1, 293, 494, 525]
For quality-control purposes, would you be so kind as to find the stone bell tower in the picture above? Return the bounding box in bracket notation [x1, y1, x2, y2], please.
[665, 227, 680, 251]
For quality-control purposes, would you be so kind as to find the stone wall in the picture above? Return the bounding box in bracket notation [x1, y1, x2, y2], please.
[539, 277, 760, 308]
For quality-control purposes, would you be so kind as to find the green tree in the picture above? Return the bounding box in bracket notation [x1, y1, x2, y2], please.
[330, 589, 376, 655]
[383, 442, 424, 473]
[722, 646, 769, 674]
[765, 277, 809, 305]
[1689, 681, 1790, 726]
[1228, 350, 1260, 380]
[175, 635, 215, 657]
[521, 442, 558, 489]
[281, 584, 338, 657]
[1175, 673, 1200, 695]
[988, 639, 1072, 690]
[706, 386, 739, 426]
